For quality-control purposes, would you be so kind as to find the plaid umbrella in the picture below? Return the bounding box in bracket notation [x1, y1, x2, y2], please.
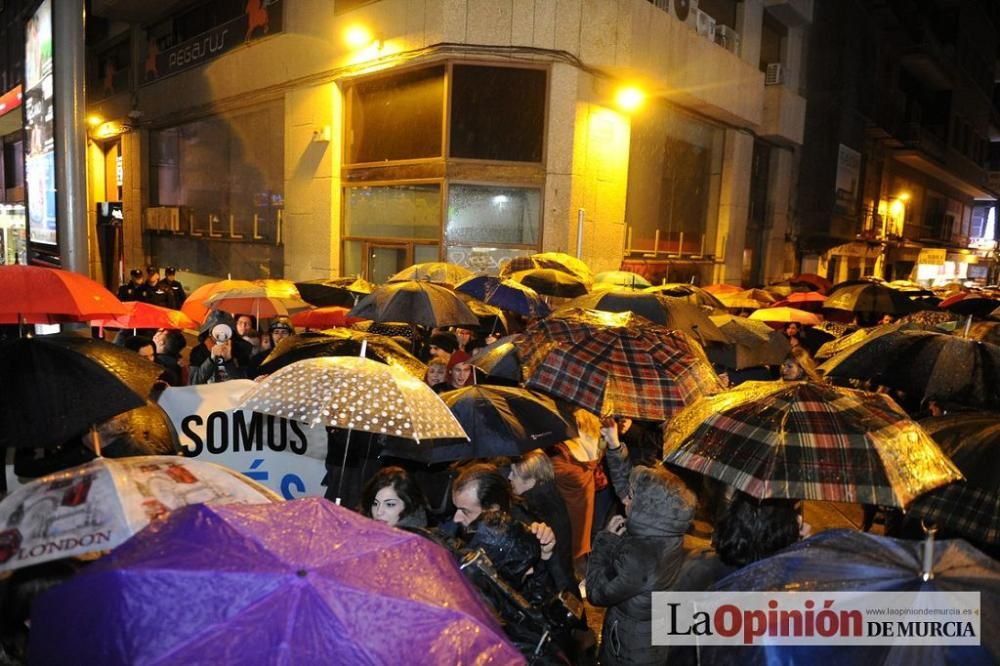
[663, 381, 962, 507]
[554, 290, 727, 344]
[644, 283, 726, 311]
[911, 412, 1000, 545]
[820, 328, 1000, 408]
[518, 308, 722, 420]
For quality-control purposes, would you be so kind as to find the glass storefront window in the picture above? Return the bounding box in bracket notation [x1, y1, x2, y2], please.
[450, 65, 546, 162]
[446, 184, 540, 246]
[346, 66, 445, 164]
[446, 245, 533, 274]
[625, 106, 723, 254]
[344, 184, 441, 239]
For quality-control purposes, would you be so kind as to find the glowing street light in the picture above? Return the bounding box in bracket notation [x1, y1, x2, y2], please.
[614, 86, 645, 113]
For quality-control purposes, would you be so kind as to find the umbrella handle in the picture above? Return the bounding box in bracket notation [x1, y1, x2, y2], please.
[335, 428, 353, 505]
[920, 521, 937, 582]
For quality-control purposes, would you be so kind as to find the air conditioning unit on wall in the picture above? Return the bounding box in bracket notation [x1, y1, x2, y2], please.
[765, 62, 784, 86]
[673, 0, 699, 29]
[695, 9, 716, 40]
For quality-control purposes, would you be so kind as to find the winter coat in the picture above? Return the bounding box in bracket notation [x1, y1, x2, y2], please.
[587, 444, 695, 666]
[520, 480, 576, 592]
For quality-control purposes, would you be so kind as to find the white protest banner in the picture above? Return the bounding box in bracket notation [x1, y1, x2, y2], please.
[157, 381, 329, 500]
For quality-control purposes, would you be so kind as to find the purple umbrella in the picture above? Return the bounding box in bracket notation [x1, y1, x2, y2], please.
[29, 498, 522, 665]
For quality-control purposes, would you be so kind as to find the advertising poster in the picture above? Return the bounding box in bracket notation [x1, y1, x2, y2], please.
[24, 0, 57, 247]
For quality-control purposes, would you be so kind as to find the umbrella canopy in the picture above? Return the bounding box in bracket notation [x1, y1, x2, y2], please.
[204, 286, 310, 319]
[519, 308, 723, 420]
[819, 328, 1000, 408]
[910, 412, 1000, 545]
[815, 325, 880, 360]
[92, 400, 181, 457]
[0, 455, 278, 573]
[789, 273, 833, 293]
[0, 336, 163, 449]
[90, 301, 198, 330]
[825, 282, 918, 315]
[388, 261, 474, 287]
[255, 329, 426, 379]
[772, 291, 827, 309]
[555, 290, 727, 344]
[454, 292, 510, 335]
[813, 319, 858, 339]
[748, 306, 822, 325]
[663, 381, 962, 507]
[707, 529, 1000, 666]
[349, 281, 479, 329]
[29, 499, 520, 665]
[510, 268, 589, 298]
[707, 314, 792, 370]
[962, 320, 1000, 345]
[593, 270, 651, 289]
[900, 309, 960, 328]
[294, 277, 374, 308]
[644, 283, 726, 311]
[290, 306, 363, 330]
[455, 275, 550, 318]
[382, 385, 577, 463]
[0, 264, 126, 322]
[703, 283, 743, 296]
[469, 335, 529, 382]
[940, 292, 998, 318]
[500, 252, 593, 284]
[180, 278, 257, 323]
[240, 356, 467, 442]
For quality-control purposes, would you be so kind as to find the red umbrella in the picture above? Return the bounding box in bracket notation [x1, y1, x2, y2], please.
[181, 279, 256, 323]
[91, 302, 198, 330]
[790, 273, 833, 293]
[291, 306, 364, 329]
[0, 265, 126, 322]
[772, 291, 827, 311]
[939, 291, 997, 317]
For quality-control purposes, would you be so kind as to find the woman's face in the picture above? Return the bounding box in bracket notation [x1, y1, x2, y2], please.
[426, 364, 447, 386]
[781, 359, 805, 381]
[450, 362, 472, 387]
[371, 486, 406, 526]
[508, 467, 535, 495]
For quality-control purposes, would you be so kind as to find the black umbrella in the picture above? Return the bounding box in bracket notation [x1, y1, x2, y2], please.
[706, 314, 791, 369]
[469, 335, 528, 382]
[911, 412, 1000, 545]
[380, 385, 577, 463]
[0, 336, 162, 449]
[555, 290, 727, 344]
[820, 328, 1000, 408]
[294, 278, 374, 308]
[256, 329, 426, 379]
[93, 400, 181, 457]
[509, 268, 589, 298]
[349, 281, 479, 328]
[825, 282, 918, 315]
[644, 283, 726, 311]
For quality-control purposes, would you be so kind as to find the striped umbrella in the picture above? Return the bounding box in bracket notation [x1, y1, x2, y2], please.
[518, 308, 722, 420]
[663, 381, 962, 507]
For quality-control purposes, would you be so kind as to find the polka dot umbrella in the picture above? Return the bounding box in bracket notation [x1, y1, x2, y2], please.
[238, 356, 468, 503]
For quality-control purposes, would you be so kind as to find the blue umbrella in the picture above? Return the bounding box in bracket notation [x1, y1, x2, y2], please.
[29, 498, 520, 665]
[456, 275, 551, 318]
[704, 529, 1000, 665]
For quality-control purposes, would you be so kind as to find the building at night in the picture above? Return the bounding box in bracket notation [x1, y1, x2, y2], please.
[1, 0, 812, 290]
[797, 0, 1000, 286]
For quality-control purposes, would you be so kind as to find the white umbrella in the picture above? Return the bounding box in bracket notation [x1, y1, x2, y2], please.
[0, 455, 279, 573]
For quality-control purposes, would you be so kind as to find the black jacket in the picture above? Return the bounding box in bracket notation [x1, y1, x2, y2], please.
[520, 481, 576, 591]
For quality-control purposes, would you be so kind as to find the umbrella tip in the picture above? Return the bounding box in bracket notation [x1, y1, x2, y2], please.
[920, 521, 938, 581]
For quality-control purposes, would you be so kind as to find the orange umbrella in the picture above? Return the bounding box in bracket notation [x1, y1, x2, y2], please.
[0, 265, 126, 322]
[749, 306, 822, 325]
[91, 302, 198, 330]
[291, 307, 365, 330]
[704, 283, 743, 296]
[181, 279, 256, 323]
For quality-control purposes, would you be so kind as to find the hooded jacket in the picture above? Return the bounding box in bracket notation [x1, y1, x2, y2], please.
[586, 443, 695, 666]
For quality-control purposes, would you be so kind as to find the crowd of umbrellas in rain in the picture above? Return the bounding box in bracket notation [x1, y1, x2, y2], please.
[0, 254, 998, 665]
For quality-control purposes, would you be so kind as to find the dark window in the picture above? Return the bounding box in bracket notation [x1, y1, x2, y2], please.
[449, 65, 546, 162]
[347, 65, 445, 164]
